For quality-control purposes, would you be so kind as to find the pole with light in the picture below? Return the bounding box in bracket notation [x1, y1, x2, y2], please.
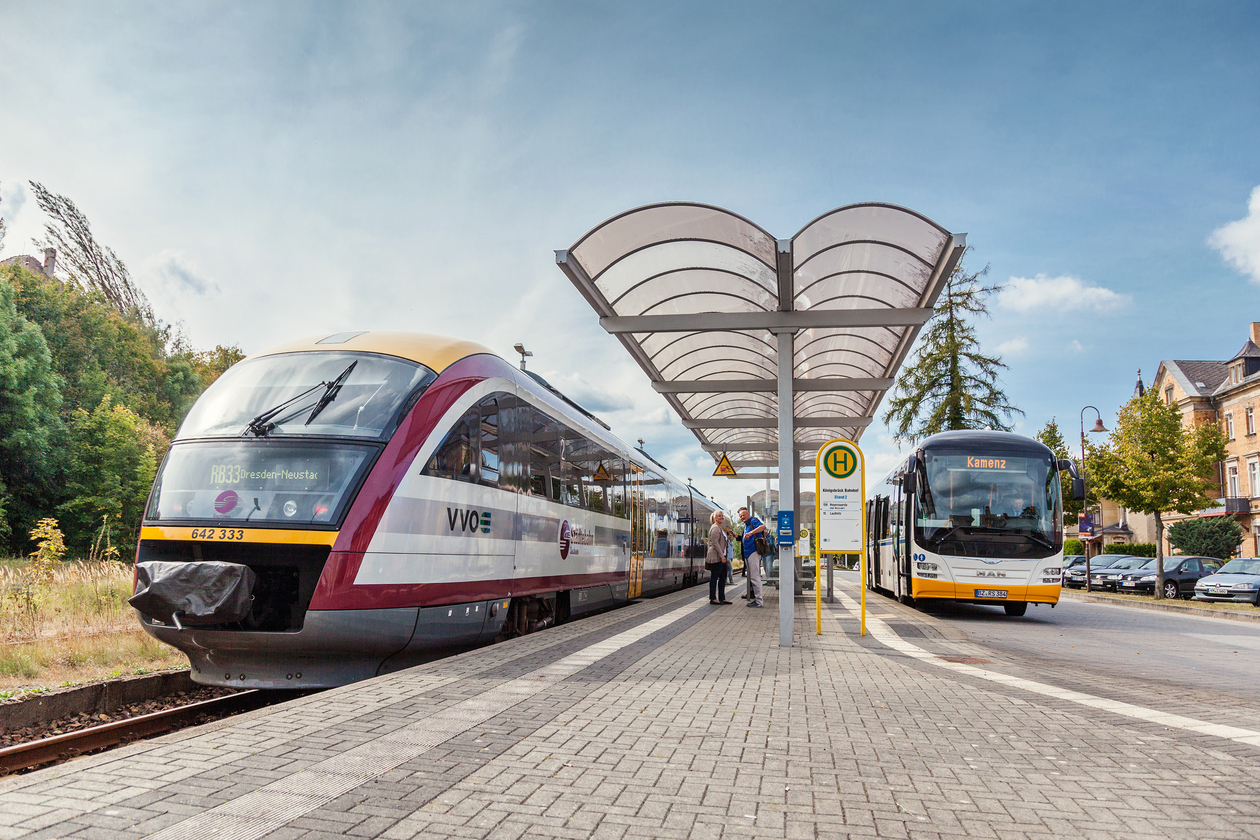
[513, 343, 533, 371]
[1080, 406, 1108, 591]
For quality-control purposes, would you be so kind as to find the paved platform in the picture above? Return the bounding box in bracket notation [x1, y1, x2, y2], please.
[2, 575, 1259, 839]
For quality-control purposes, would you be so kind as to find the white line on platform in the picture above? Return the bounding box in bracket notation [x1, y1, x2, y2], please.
[830, 587, 1260, 749]
[142, 595, 713, 840]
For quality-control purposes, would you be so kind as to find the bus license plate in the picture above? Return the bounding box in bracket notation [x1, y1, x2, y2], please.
[976, 589, 1007, 599]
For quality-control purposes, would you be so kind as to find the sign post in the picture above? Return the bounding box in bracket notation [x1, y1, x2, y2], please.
[815, 439, 866, 636]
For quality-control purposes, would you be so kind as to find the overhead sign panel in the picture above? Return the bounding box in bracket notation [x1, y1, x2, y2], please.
[816, 438, 865, 553]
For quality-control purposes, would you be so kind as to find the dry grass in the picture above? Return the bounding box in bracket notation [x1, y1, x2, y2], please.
[0, 558, 186, 694]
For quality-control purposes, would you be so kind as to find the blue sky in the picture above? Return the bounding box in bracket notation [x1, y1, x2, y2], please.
[2, 1, 1259, 506]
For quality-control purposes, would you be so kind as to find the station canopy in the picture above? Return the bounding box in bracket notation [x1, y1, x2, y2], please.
[556, 202, 965, 476]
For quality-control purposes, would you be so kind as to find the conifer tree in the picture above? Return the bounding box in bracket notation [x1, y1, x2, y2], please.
[884, 253, 1021, 443]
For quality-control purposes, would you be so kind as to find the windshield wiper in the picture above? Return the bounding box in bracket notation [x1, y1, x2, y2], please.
[305, 360, 357, 426]
[243, 361, 358, 437]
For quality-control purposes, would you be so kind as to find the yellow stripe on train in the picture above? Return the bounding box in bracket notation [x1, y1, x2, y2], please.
[139, 526, 339, 546]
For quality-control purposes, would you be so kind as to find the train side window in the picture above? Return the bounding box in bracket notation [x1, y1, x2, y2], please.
[424, 407, 478, 483]
[479, 398, 500, 487]
[527, 410, 561, 498]
[611, 460, 629, 519]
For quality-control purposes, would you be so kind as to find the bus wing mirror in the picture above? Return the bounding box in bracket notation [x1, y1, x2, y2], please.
[1071, 478, 1087, 501]
[1058, 458, 1080, 479]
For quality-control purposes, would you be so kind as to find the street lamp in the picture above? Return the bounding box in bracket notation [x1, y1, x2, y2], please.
[512, 343, 533, 371]
[1081, 406, 1109, 591]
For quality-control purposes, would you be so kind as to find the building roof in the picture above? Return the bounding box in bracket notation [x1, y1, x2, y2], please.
[1162, 359, 1228, 398]
[1231, 340, 1260, 361]
[0, 255, 48, 274]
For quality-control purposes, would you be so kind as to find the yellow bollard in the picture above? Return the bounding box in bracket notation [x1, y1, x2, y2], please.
[860, 551, 866, 636]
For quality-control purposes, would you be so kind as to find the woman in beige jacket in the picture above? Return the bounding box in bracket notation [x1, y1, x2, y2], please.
[707, 511, 731, 604]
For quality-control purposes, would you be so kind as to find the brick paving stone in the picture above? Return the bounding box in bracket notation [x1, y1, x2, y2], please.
[0, 583, 1258, 838]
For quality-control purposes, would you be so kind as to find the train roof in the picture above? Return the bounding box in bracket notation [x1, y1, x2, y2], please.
[250, 331, 495, 373]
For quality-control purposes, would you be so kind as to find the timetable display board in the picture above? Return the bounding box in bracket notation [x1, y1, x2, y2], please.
[815, 438, 865, 553]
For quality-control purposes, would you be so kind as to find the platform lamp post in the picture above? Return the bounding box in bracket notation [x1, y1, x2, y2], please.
[513, 343, 532, 371]
[1080, 406, 1108, 592]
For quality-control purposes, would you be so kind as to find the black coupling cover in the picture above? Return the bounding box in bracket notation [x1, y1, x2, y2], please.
[129, 560, 258, 626]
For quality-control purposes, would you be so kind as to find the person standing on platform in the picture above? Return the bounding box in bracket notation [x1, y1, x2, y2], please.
[707, 511, 731, 604]
[738, 506, 766, 608]
[725, 519, 735, 585]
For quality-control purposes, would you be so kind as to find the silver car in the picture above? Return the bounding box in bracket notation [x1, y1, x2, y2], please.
[1193, 558, 1260, 605]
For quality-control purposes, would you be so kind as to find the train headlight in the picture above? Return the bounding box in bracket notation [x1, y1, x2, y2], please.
[283, 500, 298, 517]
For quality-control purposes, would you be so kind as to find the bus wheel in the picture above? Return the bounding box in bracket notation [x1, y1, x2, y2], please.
[1003, 602, 1028, 617]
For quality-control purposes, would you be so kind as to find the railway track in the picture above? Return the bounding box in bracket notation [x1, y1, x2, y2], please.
[0, 689, 291, 774]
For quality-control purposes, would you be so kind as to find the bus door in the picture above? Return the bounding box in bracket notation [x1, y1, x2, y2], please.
[628, 465, 646, 598]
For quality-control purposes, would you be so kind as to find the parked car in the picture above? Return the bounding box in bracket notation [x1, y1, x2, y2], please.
[1064, 555, 1127, 589]
[1193, 558, 1260, 605]
[1116, 556, 1222, 599]
[1088, 555, 1151, 591]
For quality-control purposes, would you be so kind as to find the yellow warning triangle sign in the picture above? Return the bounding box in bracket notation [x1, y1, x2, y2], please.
[593, 461, 613, 482]
[713, 453, 738, 477]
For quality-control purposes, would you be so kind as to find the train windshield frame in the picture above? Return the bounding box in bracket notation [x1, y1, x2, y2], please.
[913, 447, 1062, 559]
[177, 351, 437, 441]
[145, 439, 379, 528]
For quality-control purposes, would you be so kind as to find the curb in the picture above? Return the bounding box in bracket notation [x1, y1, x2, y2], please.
[0, 670, 195, 733]
[1060, 589, 1260, 624]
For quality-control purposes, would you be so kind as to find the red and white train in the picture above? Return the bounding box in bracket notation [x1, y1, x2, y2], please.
[133, 332, 721, 688]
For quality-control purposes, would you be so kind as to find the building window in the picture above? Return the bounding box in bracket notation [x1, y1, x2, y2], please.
[1227, 413, 1235, 440]
[1165, 386, 1174, 405]
[1229, 464, 1240, 498]
[1248, 406, 1255, 435]
[1249, 458, 1259, 498]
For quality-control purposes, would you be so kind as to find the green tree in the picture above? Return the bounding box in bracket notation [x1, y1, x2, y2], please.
[884, 252, 1022, 443]
[57, 395, 168, 556]
[0, 277, 64, 550]
[1166, 517, 1244, 561]
[1089, 390, 1227, 599]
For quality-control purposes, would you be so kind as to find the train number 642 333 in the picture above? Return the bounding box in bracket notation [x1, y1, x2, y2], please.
[190, 528, 245, 541]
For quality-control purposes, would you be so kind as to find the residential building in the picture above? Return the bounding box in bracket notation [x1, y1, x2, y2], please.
[1151, 322, 1260, 556]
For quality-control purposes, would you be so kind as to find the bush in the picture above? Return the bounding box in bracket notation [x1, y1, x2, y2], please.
[1167, 517, 1244, 560]
[1104, 542, 1156, 557]
[1064, 538, 1084, 555]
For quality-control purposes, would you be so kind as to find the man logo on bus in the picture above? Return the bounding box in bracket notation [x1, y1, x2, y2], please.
[559, 520, 571, 560]
[824, 446, 857, 479]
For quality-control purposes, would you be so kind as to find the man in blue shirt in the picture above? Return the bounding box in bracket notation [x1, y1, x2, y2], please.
[738, 507, 767, 607]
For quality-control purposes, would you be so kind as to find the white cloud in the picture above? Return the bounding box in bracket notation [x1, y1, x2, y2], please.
[541, 371, 635, 414]
[999, 274, 1130, 313]
[996, 337, 1029, 357]
[1209, 185, 1260, 284]
[1068, 339, 1084, 352]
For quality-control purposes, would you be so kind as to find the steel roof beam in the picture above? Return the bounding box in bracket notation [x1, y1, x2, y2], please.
[654, 378, 892, 393]
[682, 417, 873, 429]
[598, 309, 932, 334]
[702, 443, 823, 453]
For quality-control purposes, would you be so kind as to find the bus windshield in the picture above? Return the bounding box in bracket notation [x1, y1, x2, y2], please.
[913, 449, 1062, 558]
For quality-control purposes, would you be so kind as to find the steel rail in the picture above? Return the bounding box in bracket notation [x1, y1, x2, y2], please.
[0, 690, 270, 774]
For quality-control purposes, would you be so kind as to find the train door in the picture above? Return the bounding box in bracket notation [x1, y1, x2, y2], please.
[628, 465, 646, 598]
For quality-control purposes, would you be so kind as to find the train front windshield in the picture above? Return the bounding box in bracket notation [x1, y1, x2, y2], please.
[177, 351, 436, 441]
[913, 449, 1062, 558]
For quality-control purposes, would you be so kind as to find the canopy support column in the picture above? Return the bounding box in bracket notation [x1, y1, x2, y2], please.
[776, 327, 795, 647]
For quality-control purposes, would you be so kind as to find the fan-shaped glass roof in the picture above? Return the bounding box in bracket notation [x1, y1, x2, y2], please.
[557, 202, 964, 475]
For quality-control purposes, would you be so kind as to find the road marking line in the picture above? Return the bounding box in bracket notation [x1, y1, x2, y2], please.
[831, 588, 1260, 749]
[143, 595, 712, 840]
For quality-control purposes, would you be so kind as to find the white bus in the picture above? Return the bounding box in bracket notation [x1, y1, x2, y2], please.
[866, 430, 1067, 616]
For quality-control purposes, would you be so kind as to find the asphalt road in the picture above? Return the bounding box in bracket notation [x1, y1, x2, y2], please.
[918, 590, 1260, 699]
